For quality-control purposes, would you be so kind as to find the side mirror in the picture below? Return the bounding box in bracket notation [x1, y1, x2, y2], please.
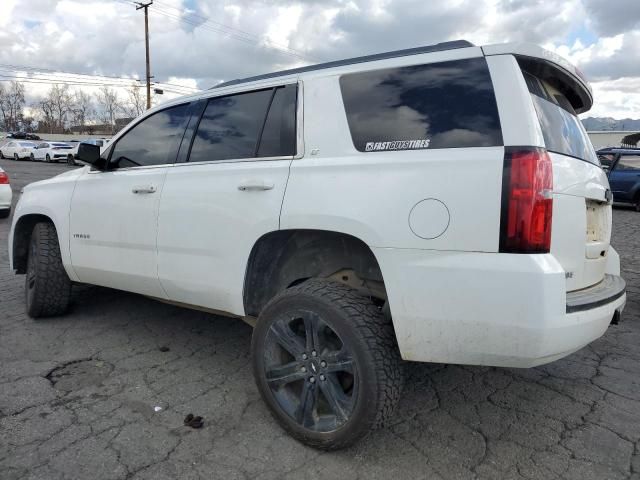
[77, 143, 106, 170]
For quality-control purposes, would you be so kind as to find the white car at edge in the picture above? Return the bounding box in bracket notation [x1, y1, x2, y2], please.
[8, 41, 626, 449]
[0, 167, 12, 218]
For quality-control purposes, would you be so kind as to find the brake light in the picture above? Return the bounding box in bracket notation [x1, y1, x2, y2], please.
[499, 147, 553, 253]
[0, 172, 9, 184]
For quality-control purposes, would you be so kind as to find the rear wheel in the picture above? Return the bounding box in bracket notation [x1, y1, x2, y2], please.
[0, 150, 4, 159]
[67, 154, 75, 166]
[25, 222, 72, 318]
[251, 279, 403, 450]
[45, 154, 51, 163]
[13, 153, 19, 161]
[635, 195, 640, 212]
[29, 153, 35, 161]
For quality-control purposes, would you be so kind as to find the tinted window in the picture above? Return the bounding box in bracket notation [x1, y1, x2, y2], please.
[523, 71, 598, 165]
[339, 57, 502, 152]
[189, 89, 273, 163]
[618, 155, 640, 171]
[109, 103, 189, 169]
[257, 84, 297, 157]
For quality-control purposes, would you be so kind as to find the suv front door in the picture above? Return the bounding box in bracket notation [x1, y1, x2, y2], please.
[157, 84, 298, 315]
[69, 103, 192, 297]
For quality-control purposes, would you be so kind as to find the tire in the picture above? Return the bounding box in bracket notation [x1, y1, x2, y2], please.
[635, 196, 640, 213]
[251, 278, 403, 450]
[67, 154, 75, 166]
[25, 222, 72, 318]
[45, 154, 51, 163]
[0, 208, 9, 219]
[0, 150, 4, 159]
[30, 153, 35, 161]
[14, 153, 19, 161]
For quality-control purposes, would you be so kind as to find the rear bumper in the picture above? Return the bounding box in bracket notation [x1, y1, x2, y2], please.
[374, 247, 625, 368]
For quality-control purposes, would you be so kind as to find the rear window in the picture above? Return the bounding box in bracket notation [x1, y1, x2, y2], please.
[339, 57, 502, 152]
[522, 70, 598, 165]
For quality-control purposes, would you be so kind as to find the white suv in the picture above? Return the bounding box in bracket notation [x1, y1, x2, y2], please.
[8, 41, 626, 449]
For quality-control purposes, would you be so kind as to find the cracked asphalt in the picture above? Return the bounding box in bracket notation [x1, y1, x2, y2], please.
[1, 158, 639, 480]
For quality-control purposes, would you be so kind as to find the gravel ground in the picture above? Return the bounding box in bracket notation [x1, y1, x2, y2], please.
[0, 158, 639, 480]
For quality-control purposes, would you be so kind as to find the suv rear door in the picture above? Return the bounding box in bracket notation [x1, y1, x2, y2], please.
[156, 83, 298, 316]
[517, 59, 612, 292]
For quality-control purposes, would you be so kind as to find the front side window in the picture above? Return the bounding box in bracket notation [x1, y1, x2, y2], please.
[109, 103, 190, 169]
[339, 57, 503, 152]
[189, 85, 297, 163]
[617, 155, 640, 171]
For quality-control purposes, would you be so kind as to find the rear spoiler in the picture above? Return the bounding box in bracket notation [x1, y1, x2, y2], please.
[482, 43, 593, 114]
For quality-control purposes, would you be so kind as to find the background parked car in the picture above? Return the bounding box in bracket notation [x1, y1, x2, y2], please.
[0, 141, 37, 160]
[31, 141, 74, 163]
[0, 167, 11, 218]
[6, 132, 40, 140]
[597, 147, 640, 211]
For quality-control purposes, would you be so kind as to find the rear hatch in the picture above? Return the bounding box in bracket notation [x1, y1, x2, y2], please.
[519, 59, 611, 292]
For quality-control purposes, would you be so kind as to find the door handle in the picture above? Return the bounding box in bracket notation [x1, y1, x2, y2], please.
[132, 185, 157, 194]
[238, 180, 274, 191]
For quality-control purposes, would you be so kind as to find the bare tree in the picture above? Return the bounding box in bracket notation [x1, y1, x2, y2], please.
[49, 84, 73, 133]
[34, 98, 56, 134]
[95, 86, 122, 134]
[122, 84, 146, 118]
[0, 81, 26, 131]
[71, 90, 95, 133]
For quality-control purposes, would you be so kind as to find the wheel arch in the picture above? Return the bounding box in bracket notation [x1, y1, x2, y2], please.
[243, 229, 387, 317]
[12, 213, 56, 273]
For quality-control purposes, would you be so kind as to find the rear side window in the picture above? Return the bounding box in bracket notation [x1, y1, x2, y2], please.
[109, 103, 190, 169]
[189, 84, 297, 163]
[339, 57, 502, 152]
[617, 155, 640, 171]
[257, 85, 297, 157]
[523, 70, 598, 165]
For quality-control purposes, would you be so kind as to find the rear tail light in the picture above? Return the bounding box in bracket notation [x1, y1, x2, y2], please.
[0, 172, 9, 184]
[499, 147, 553, 253]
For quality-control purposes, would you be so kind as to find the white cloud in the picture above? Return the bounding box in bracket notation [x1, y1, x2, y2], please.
[0, 0, 639, 120]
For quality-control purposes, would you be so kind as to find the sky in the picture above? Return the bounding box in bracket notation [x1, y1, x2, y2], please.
[0, 0, 639, 119]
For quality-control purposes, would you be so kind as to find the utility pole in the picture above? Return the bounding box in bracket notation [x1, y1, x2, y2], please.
[135, 1, 153, 110]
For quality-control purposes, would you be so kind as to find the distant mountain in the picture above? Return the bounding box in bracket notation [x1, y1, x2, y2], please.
[581, 117, 640, 131]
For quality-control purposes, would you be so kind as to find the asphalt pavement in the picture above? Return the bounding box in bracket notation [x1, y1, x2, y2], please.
[0, 158, 639, 479]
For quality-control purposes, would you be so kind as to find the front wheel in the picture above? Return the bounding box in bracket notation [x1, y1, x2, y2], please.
[0, 150, 4, 159]
[30, 153, 35, 161]
[13, 153, 19, 161]
[67, 154, 75, 166]
[45, 154, 51, 163]
[25, 222, 72, 318]
[251, 279, 403, 450]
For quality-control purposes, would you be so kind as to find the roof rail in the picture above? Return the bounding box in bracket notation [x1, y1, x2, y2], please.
[211, 40, 475, 90]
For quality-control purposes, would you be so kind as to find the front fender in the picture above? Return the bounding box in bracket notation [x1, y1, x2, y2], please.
[9, 177, 80, 281]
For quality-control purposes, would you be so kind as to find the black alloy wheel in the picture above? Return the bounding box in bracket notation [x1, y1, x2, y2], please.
[252, 279, 403, 450]
[262, 309, 358, 433]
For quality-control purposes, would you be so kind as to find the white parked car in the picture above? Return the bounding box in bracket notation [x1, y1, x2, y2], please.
[8, 41, 626, 449]
[0, 141, 37, 160]
[0, 167, 12, 218]
[31, 142, 74, 163]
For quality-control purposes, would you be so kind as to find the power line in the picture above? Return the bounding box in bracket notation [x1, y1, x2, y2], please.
[114, 0, 319, 63]
[0, 75, 190, 96]
[0, 60, 200, 91]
